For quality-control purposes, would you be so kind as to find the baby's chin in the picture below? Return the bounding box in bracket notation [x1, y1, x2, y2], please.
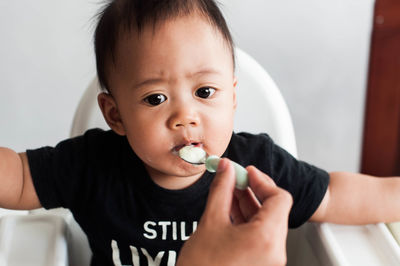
[176, 166, 206, 178]
[144, 158, 206, 177]
[146, 163, 206, 190]
[163, 159, 207, 177]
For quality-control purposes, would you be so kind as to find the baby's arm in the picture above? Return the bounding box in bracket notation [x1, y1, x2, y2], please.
[0, 147, 41, 210]
[310, 172, 400, 224]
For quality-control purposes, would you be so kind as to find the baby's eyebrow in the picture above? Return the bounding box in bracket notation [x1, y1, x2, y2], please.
[132, 68, 222, 90]
[132, 77, 165, 90]
[188, 68, 222, 77]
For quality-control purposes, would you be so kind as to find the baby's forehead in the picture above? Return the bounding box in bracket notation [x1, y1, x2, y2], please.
[117, 13, 224, 45]
[95, 1, 235, 92]
[112, 14, 232, 66]
[105, 16, 235, 95]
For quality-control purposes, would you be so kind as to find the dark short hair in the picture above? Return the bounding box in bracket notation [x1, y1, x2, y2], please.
[94, 0, 235, 92]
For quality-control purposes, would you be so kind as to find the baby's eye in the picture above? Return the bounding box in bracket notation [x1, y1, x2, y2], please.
[144, 94, 167, 106]
[195, 87, 216, 99]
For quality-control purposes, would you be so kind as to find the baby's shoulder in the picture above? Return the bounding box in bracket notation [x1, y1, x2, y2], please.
[231, 131, 273, 147]
[227, 132, 274, 166]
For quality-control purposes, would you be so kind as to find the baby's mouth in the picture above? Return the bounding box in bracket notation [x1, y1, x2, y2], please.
[173, 142, 203, 154]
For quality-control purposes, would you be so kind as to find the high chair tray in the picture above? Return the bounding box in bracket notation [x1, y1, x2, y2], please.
[306, 222, 400, 265]
[0, 214, 68, 266]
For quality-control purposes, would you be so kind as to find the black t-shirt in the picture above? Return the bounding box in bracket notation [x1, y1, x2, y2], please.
[26, 129, 329, 266]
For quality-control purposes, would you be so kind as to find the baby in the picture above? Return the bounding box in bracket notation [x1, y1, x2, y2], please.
[1, 0, 399, 265]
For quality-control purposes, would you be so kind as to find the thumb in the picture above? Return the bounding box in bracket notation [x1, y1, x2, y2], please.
[202, 158, 236, 224]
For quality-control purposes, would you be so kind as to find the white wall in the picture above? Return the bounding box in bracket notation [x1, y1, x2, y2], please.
[0, 1, 374, 172]
[220, 0, 374, 172]
[0, 1, 99, 151]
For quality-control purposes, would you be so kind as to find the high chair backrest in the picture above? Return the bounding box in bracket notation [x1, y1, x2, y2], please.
[71, 48, 298, 157]
[66, 47, 297, 265]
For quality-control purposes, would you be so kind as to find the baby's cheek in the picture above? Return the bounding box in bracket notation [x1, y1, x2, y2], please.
[207, 125, 233, 155]
[139, 138, 163, 156]
[126, 133, 157, 157]
[131, 143, 162, 167]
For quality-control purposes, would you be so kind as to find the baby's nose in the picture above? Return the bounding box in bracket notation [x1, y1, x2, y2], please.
[167, 107, 200, 129]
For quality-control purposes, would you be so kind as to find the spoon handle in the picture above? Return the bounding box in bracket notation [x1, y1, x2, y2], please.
[205, 155, 248, 190]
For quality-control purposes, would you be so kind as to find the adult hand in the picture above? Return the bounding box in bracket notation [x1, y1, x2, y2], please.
[177, 158, 293, 266]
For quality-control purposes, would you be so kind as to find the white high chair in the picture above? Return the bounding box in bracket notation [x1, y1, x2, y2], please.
[1, 48, 400, 266]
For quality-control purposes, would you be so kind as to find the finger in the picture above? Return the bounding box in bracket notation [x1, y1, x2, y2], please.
[246, 166, 278, 203]
[233, 188, 261, 221]
[246, 165, 276, 187]
[245, 166, 293, 227]
[202, 158, 236, 224]
[230, 196, 246, 225]
[251, 187, 293, 230]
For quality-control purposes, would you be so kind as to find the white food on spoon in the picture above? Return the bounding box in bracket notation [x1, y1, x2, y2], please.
[178, 145, 206, 164]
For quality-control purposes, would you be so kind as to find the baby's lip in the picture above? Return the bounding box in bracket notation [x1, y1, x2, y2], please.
[173, 142, 203, 153]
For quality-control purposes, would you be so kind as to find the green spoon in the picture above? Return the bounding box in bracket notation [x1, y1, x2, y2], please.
[179, 146, 248, 190]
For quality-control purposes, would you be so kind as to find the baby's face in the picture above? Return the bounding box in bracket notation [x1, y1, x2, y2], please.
[105, 14, 236, 189]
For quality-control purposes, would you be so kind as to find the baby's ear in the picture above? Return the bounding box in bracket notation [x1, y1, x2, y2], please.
[233, 76, 238, 110]
[97, 92, 126, 136]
